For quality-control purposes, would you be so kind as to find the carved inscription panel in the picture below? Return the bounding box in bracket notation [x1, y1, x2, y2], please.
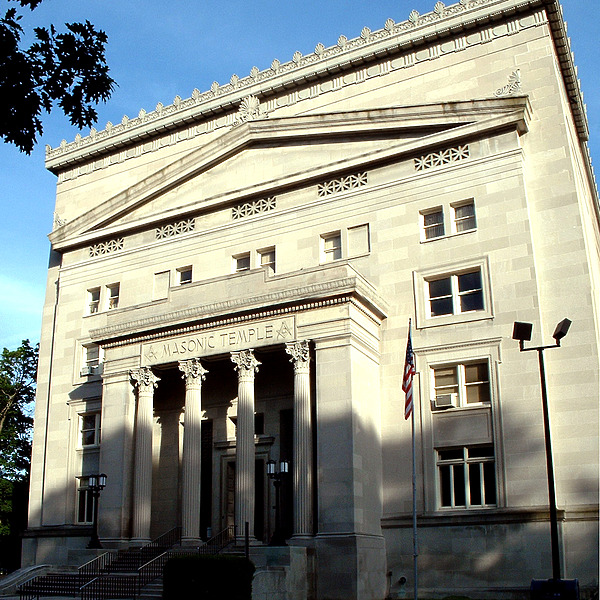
[142, 317, 295, 365]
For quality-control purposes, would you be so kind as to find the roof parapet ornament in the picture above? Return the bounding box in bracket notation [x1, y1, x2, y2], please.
[233, 95, 262, 126]
[495, 69, 522, 96]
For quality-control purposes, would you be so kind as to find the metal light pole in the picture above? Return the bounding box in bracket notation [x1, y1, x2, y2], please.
[86, 473, 107, 549]
[512, 319, 571, 582]
[267, 459, 289, 546]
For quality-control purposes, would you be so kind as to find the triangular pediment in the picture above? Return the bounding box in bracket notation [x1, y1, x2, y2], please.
[49, 97, 530, 250]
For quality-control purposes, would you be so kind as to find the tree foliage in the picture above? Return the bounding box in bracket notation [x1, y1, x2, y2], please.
[0, 339, 37, 480]
[0, 0, 115, 153]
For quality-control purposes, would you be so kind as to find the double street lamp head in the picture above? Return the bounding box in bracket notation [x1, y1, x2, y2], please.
[512, 319, 571, 350]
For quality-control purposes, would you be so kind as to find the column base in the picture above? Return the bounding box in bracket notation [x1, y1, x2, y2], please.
[180, 537, 201, 547]
[129, 538, 151, 547]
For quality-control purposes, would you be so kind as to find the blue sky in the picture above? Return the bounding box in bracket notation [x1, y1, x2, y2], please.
[0, 0, 597, 350]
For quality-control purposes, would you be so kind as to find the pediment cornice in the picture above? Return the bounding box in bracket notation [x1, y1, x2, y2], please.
[48, 97, 531, 250]
[44, 0, 587, 174]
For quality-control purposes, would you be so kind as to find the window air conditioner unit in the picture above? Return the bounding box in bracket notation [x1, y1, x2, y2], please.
[80, 366, 97, 377]
[434, 393, 458, 409]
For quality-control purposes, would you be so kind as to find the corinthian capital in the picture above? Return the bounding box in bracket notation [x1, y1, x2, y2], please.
[130, 367, 161, 392]
[179, 358, 208, 383]
[231, 349, 261, 377]
[285, 340, 310, 366]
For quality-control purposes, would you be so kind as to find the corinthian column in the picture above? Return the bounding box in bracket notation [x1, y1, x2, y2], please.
[130, 367, 160, 545]
[179, 359, 208, 546]
[286, 340, 313, 539]
[231, 349, 261, 544]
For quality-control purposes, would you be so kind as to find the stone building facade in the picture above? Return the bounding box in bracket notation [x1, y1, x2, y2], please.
[24, 0, 599, 598]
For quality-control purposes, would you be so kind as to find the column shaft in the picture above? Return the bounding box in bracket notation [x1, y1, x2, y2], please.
[286, 341, 313, 538]
[130, 368, 160, 544]
[231, 350, 261, 543]
[179, 359, 208, 546]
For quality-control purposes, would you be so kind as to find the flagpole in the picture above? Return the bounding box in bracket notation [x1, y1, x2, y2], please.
[411, 404, 418, 600]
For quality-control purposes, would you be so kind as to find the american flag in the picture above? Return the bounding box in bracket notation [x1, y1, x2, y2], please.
[402, 322, 415, 420]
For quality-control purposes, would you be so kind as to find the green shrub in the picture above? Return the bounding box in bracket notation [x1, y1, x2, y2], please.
[163, 555, 255, 600]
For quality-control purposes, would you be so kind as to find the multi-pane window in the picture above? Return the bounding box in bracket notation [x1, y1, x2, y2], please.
[432, 361, 490, 408]
[322, 232, 342, 262]
[453, 201, 477, 233]
[77, 478, 95, 523]
[259, 248, 276, 276]
[88, 288, 100, 314]
[234, 253, 251, 272]
[177, 266, 192, 285]
[427, 270, 483, 317]
[437, 446, 496, 509]
[107, 283, 120, 309]
[81, 344, 100, 376]
[422, 208, 445, 240]
[80, 413, 101, 447]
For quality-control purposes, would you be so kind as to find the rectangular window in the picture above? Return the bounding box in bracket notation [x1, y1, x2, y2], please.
[80, 413, 101, 447]
[322, 232, 342, 263]
[153, 271, 170, 301]
[422, 208, 445, 240]
[258, 247, 276, 276]
[432, 361, 490, 408]
[427, 269, 483, 317]
[347, 223, 370, 256]
[437, 446, 496, 509]
[453, 201, 477, 233]
[234, 253, 251, 273]
[107, 283, 120, 310]
[87, 288, 100, 315]
[177, 266, 192, 285]
[81, 344, 101, 377]
[77, 478, 95, 523]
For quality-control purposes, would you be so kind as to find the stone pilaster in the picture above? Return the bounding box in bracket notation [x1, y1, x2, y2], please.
[286, 340, 313, 539]
[231, 349, 261, 543]
[179, 358, 208, 546]
[129, 367, 160, 545]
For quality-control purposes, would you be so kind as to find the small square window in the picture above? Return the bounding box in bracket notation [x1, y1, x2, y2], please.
[87, 288, 100, 315]
[453, 201, 477, 233]
[432, 361, 490, 409]
[422, 208, 445, 240]
[107, 283, 120, 310]
[427, 269, 483, 317]
[80, 413, 101, 447]
[178, 266, 192, 285]
[258, 248, 275, 276]
[322, 232, 342, 263]
[234, 253, 251, 273]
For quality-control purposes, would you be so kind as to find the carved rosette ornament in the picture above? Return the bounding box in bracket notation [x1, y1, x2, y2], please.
[231, 349, 261, 381]
[285, 340, 310, 373]
[130, 367, 161, 392]
[179, 359, 208, 385]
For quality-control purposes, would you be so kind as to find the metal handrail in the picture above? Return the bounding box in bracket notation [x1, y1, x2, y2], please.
[78, 552, 112, 578]
[198, 525, 235, 555]
[80, 574, 138, 600]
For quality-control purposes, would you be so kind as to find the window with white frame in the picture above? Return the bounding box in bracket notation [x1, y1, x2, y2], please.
[452, 200, 477, 233]
[421, 208, 445, 241]
[427, 269, 484, 317]
[81, 344, 101, 377]
[321, 231, 342, 263]
[258, 247, 276, 276]
[233, 252, 251, 273]
[437, 446, 496, 509]
[432, 361, 490, 409]
[177, 266, 192, 285]
[107, 283, 120, 310]
[76, 477, 95, 523]
[87, 288, 100, 314]
[80, 412, 101, 447]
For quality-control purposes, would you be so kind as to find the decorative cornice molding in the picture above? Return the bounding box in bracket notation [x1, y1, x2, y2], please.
[45, 0, 573, 179]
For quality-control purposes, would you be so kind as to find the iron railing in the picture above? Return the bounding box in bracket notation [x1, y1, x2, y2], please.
[78, 552, 113, 579]
[19, 573, 88, 600]
[198, 525, 235, 555]
[80, 574, 138, 600]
